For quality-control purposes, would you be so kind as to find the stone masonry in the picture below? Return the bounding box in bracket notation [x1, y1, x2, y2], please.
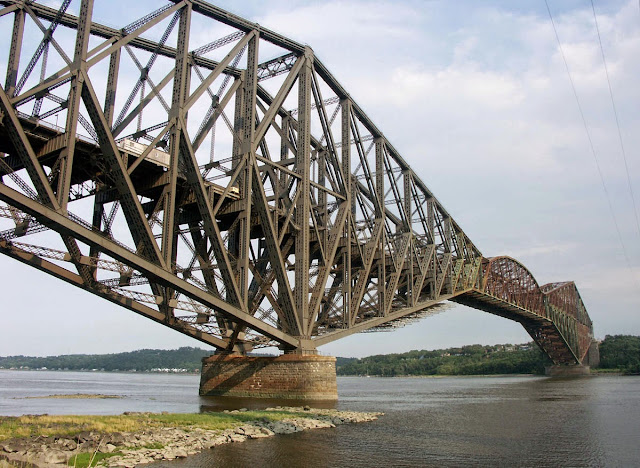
[199, 354, 338, 400]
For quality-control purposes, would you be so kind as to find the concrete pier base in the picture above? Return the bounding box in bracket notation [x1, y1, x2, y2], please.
[545, 365, 591, 377]
[199, 354, 338, 400]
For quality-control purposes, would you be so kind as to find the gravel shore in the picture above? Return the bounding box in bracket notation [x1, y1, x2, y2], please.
[0, 407, 382, 467]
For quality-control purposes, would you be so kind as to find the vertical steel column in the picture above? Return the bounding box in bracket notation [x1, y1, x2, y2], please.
[57, 0, 93, 211]
[163, 3, 191, 270]
[295, 49, 312, 340]
[279, 117, 290, 185]
[277, 116, 290, 241]
[232, 82, 244, 168]
[444, 216, 452, 293]
[104, 49, 121, 128]
[89, 47, 120, 274]
[238, 33, 259, 305]
[427, 198, 435, 298]
[403, 170, 413, 305]
[228, 69, 244, 284]
[341, 97, 352, 328]
[318, 150, 327, 251]
[5, 7, 25, 97]
[375, 138, 385, 315]
[88, 197, 104, 279]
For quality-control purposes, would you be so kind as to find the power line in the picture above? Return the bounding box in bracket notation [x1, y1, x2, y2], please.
[543, 0, 638, 286]
[590, 0, 640, 243]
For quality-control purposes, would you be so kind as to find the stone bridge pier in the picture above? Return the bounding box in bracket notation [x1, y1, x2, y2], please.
[199, 353, 338, 400]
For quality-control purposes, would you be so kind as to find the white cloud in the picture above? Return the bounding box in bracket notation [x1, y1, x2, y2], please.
[373, 65, 526, 111]
[503, 242, 578, 260]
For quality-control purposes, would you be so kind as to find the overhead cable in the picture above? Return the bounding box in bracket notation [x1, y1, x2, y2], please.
[590, 0, 640, 244]
[544, 0, 639, 286]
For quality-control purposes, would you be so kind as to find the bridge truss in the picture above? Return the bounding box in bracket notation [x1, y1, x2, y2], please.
[0, 0, 595, 365]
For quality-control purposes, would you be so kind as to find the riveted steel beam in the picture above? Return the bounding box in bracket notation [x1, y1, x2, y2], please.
[0, 183, 298, 347]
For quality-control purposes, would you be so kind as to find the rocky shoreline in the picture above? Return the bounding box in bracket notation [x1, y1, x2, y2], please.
[0, 407, 382, 467]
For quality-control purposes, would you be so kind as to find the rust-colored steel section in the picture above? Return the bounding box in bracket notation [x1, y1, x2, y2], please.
[541, 281, 594, 363]
[0, 0, 595, 366]
[481, 256, 545, 317]
[454, 257, 595, 365]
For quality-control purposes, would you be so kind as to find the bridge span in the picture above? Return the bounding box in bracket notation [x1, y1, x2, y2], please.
[0, 0, 597, 399]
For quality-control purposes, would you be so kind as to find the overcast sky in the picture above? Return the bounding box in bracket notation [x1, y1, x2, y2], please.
[1, 0, 639, 357]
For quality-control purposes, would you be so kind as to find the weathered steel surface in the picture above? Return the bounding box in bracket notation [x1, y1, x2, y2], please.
[0, 0, 594, 364]
[453, 257, 595, 365]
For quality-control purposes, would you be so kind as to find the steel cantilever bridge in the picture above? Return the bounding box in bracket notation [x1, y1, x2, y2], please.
[0, 0, 596, 367]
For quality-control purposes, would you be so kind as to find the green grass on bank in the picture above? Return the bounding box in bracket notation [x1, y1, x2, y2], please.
[0, 410, 313, 442]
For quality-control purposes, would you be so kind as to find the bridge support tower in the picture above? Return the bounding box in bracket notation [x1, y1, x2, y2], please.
[199, 352, 338, 401]
[545, 340, 599, 376]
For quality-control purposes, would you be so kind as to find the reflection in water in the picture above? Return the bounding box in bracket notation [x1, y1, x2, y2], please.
[1, 371, 639, 466]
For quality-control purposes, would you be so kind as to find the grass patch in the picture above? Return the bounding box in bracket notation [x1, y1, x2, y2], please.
[0, 410, 312, 442]
[0, 415, 144, 441]
[67, 452, 122, 468]
[142, 441, 164, 450]
[146, 410, 309, 431]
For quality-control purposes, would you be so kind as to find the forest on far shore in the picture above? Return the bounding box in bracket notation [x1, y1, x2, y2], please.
[336, 335, 640, 376]
[1, 335, 638, 376]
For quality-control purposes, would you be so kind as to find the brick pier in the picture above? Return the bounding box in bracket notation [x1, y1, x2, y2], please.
[199, 354, 338, 400]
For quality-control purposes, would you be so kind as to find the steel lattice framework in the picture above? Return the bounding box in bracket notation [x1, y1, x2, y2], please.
[0, 0, 595, 364]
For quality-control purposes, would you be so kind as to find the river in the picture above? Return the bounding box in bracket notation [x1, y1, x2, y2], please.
[1, 370, 639, 466]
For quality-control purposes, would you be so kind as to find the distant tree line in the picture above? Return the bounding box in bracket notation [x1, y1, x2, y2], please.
[1, 336, 638, 375]
[336, 335, 640, 376]
[337, 343, 551, 376]
[0, 347, 212, 372]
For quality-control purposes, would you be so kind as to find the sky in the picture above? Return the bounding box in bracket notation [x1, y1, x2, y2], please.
[1, 0, 639, 358]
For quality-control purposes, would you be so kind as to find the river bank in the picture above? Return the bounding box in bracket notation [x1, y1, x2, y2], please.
[0, 407, 381, 467]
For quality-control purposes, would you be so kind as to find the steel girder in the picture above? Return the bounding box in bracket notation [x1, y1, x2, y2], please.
[453, 257, 595, 364]
[0, 0, 594, 361]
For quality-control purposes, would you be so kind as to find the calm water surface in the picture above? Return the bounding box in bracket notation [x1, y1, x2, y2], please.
[1, 370, 639, 467]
